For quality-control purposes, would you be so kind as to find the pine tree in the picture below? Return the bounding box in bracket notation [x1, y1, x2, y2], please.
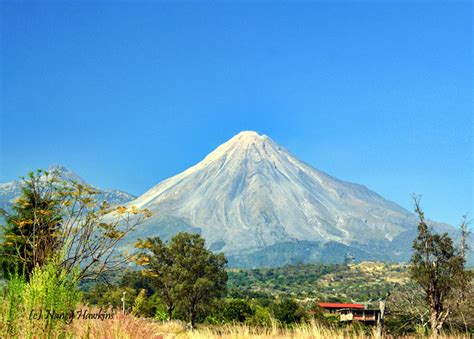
[0, 169, 151, 281]
[0, 171, 62, 279]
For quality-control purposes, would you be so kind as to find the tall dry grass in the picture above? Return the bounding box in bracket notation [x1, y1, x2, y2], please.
[69, 316, 369, 339]
[189, 319, 374, 339]
[65, 312, 472, 339]
[67, 310, 182, 339]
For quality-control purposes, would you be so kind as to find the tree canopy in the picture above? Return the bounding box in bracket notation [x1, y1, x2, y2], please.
[134, 232, 228, 328]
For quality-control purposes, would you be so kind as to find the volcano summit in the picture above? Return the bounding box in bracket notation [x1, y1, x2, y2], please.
[125, 131, 456, 267]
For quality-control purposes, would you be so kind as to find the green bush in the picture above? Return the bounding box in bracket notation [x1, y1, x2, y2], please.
[246, 304, 272, 327]
[0, 274, 26, 336]
[155, 308, 169, 321]
[223, 299, 255, 322]
[271, 298, 306, 325]
[0, 258, 81, 337]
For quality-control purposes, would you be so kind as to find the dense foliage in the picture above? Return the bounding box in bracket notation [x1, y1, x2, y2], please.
[134, 233, 228, 328]
[0, 258, 81, 337]
[0, 171, 64, 279]
[228, 262, 409, 302]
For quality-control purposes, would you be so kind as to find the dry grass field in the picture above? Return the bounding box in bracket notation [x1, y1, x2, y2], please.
[65, 312, 469, 339]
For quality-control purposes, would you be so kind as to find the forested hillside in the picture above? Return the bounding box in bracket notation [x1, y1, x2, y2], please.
[228, 262, 411, 302]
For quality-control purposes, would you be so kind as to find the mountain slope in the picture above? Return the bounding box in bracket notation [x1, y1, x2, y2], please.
[0, 165, 136, 213]
[126, 131, 461, 266]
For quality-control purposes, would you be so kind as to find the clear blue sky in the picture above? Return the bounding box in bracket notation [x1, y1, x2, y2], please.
[1, 1, 472, 227]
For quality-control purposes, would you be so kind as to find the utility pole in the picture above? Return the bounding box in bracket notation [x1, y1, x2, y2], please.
[376, 292, 389, 338]
[121, 291, 127, 314]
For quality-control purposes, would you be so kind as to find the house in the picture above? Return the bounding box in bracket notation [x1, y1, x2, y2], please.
[318, 302, 381, 324]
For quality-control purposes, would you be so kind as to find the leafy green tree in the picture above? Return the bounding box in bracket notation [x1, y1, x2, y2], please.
[246, 304, 272, 327]
[119, 270, 155, 297]
[134, 237, 176, 320]
[222, 299, 254, 322]
[409, 196, 470, 335]
[170, 233, 227, 328]
[271, 298, 306, 324]
[134, 232, 227, 328]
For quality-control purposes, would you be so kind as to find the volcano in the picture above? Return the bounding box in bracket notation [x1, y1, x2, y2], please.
[125, 131, 458, 267]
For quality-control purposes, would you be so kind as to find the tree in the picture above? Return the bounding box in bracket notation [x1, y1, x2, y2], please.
[170, 233, 228, 328]
[222, 299, 254, 322]
[388, 282, 430, 332]
[0, 169, 151, 281]
[0, 171, 63, 279]
[271, 298, 305, 324]
[134, 232, 228, 328]
[409, 196, 470, 335]
[134, 237, 176, 320]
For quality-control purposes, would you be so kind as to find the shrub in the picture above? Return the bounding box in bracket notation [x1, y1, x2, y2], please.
[246, 304, 272, 327]
[271, 298, 306, 325]
[223, 299, 255, 323]
[0, 274, 26, 336]
[0, 258, 81, 337]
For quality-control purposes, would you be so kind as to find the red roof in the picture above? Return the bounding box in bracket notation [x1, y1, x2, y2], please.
[318, 302, 364, 309]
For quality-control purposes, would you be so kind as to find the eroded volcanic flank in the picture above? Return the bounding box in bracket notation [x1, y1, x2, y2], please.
[125, 131, 457, 267]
